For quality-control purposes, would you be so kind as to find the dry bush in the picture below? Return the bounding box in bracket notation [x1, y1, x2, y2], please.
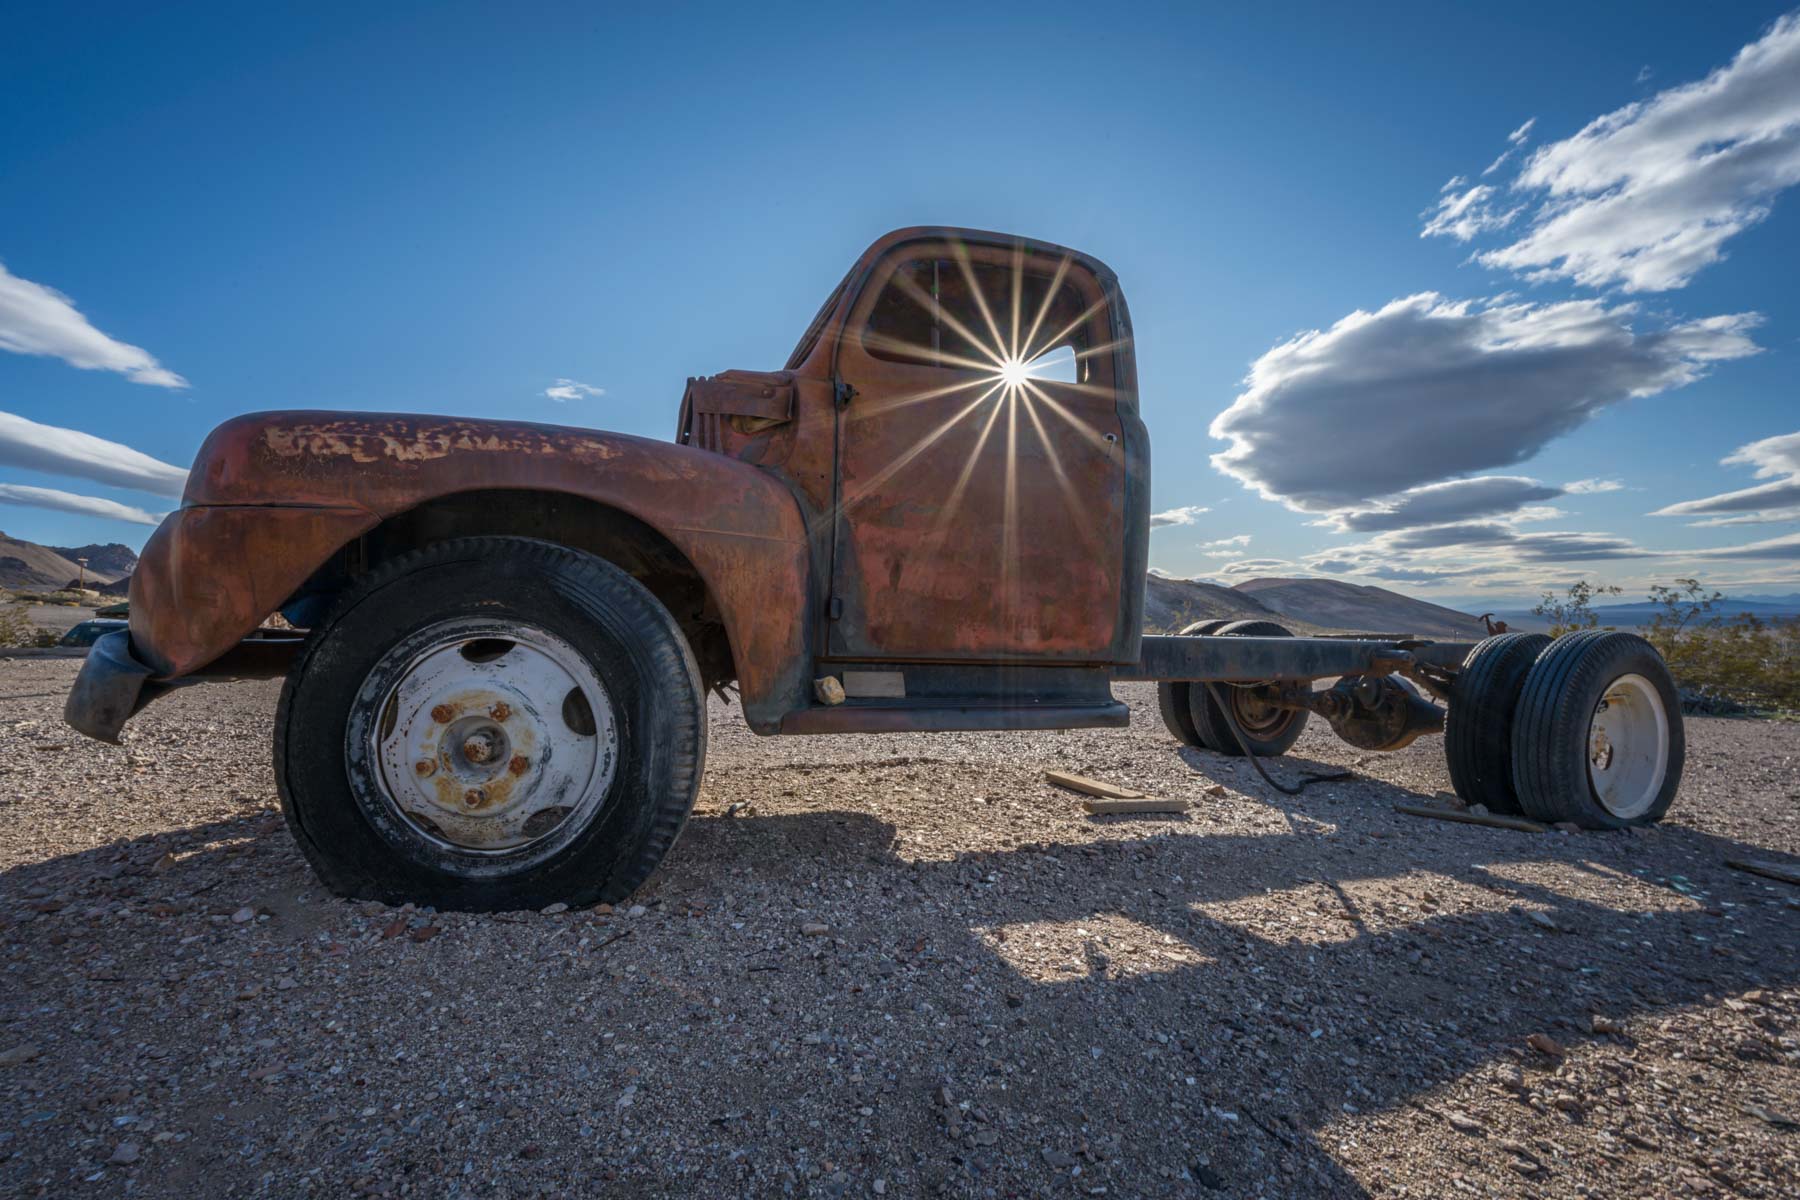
[0, 605, 60, 649]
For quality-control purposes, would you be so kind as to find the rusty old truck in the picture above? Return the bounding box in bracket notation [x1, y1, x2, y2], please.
[64, 226, 1686, 910]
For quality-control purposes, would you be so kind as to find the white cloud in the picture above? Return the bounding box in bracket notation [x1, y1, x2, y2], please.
[0, 483, 164, 526]
[1199, 533, 1251, 548]
[0, 262, 186, 387]
[1150, 505, 1210, 528]
[1421, 183, 1519, 242]
[1320, 476, 1564, 533]
[1477, 13, 1800, 291]
[1564, 477, 1625, 494]
[0, 410, 189, 498]
[1651, 429, 1800, 524]
[1481, 117, 1538, 177]
[544, 378, 604, 401]
[1690, 530, 1800, 560]
[1217, 557, 1297, 577]
[1210, 293, 1759, 512]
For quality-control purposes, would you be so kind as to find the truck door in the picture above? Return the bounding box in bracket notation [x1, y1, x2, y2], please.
[828, 241, 1127, 661]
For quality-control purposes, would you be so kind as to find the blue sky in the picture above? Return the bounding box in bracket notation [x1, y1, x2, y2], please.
[3, 1, 1797, 605]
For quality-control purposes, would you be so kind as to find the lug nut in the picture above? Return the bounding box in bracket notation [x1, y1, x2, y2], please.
[463, 787, 487, 808]
[414, 759, 437, 777]
[430, 704, 455, 724]
[490, 702, 511, 721]
[509, 754, 529, 776]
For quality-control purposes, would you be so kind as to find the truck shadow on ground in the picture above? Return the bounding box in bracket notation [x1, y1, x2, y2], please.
[668, 788, 1799, 1196]
[3, 780, 1795, 1197]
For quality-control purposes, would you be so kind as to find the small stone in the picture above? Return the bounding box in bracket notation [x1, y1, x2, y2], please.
[109, 1141, 141, 1165]
[541, 902, 568, 915]
[1445, 1109, 1484, 1134]
[592, 903, 614, 915]
[1591, 1013, 1622, 1035]
[1553, 821, 1581, 833]
[410, 925, 442, 943]
[231, 906, 255, 924]
[873, 1181, 887, 1196]
[1552, 1092, 1583, 1112]
[800, 922, 830, 937]
[813, 676, 846, 705]
[627, 905, 647, 918]
[935, 1085, 955, 1108]
[1526, 910, 1558, 931]
[1527, 1033, 1566, 1058]
[1468, 803, 1490, 816]
[381, 918, 407, 939]
[1042, 1149, 1077, 1170]
[971, 1128, 999, 1146]
[1005, 994, 1023, 1009]
[0, 1044, 41, 1067]
[149, 853, 177, 875]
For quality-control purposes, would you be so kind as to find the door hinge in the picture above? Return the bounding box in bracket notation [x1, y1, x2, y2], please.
[834, 379, 857, 409]
[828, 596, 844, 620]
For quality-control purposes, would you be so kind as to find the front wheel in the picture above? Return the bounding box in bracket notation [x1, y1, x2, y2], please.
[275, 537, 707, 911]
[1510, 632, 1684, 829]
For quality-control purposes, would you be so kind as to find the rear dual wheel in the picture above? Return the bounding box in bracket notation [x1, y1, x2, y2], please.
[276, 537, 707, 911]
[1155, 619, 1309, 757]
[1447, 631, 1683, 828]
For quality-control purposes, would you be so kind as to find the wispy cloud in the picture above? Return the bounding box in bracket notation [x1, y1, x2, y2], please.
[1651, 430, 1800, 525]
[1150, 504, 1210, 528]
[0, 410, 189, 498]
[1564, 477, 1625, 494]
[1475, 13, 1800, 292]
[1199, 533, 1252, 548]
[544, 378, 604, 401]
[1210, 294, 1759, 513]
[1480, 117, 1537, 177]
[1216, 557, 1297, 577]
[0, 262, 186, 387]
[1420, 183, 1519, 242]
[0, 483, 164, 526]
[1318, 476, 1564, 533]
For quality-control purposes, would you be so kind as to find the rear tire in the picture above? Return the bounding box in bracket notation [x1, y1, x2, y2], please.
[275, 536, 706, 911]
[1445, 633, 1551, 814]
[1511, 632, 1684, 829]
[1156, 619, 1235, 747]
[1187, 619, 1309, 757]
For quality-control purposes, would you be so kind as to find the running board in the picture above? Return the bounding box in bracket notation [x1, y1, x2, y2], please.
[780, 700, 1128, 735]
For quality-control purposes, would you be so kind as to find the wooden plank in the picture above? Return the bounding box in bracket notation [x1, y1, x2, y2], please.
[1726, 859, 1800, 887]
[1393, 803, 1548, 834]
[1081, 797, 1191, 816]
[1043, 770, 1147, 800]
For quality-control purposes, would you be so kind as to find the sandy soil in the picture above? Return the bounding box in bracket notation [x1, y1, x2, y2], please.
[1, 656, 1796, 1198]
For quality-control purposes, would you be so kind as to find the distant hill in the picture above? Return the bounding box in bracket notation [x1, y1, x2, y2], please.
[1497, 596, 1800, 633]
[1145, 573, 1285, 632]
[1228, 577, 1489, 639]
[47, 542, 137, 580]
[1146, 573, 1486, 638]
[0, 533, 90, 590]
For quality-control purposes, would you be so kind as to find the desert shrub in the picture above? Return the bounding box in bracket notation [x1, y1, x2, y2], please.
[1532, 581, 1623, 637]
[0, 606, 60, 649]
[1641, 578, 1800, 712]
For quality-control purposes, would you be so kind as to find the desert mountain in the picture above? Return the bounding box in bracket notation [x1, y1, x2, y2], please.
[0, 532, 137, 591]
[47, 542, 138, 580]
[1230, 576, 1488, 639]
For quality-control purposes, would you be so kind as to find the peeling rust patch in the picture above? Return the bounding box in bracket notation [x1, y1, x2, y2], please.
[489, 701, 511, 721]
[508, 754, 529, 776]
[430, 703, 456, 724]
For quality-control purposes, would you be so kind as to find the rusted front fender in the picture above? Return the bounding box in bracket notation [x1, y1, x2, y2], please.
[133, 411, 813, 732]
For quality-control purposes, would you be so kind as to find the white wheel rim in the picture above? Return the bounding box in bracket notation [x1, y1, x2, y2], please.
[355, 619, 620, 859]
[1586, 672, 1668, 820]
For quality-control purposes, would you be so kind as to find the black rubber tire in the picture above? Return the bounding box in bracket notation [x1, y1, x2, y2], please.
[1444, 632, 1552, 814]
[1511, 631, 1685, 829]
[1187, 619, 1309, 757]
[1155, 620, 1235, 747]
[274, 537, 706, 911]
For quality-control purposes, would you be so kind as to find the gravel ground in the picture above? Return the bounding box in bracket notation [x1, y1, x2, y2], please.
[1, 655, 1797, 1198]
